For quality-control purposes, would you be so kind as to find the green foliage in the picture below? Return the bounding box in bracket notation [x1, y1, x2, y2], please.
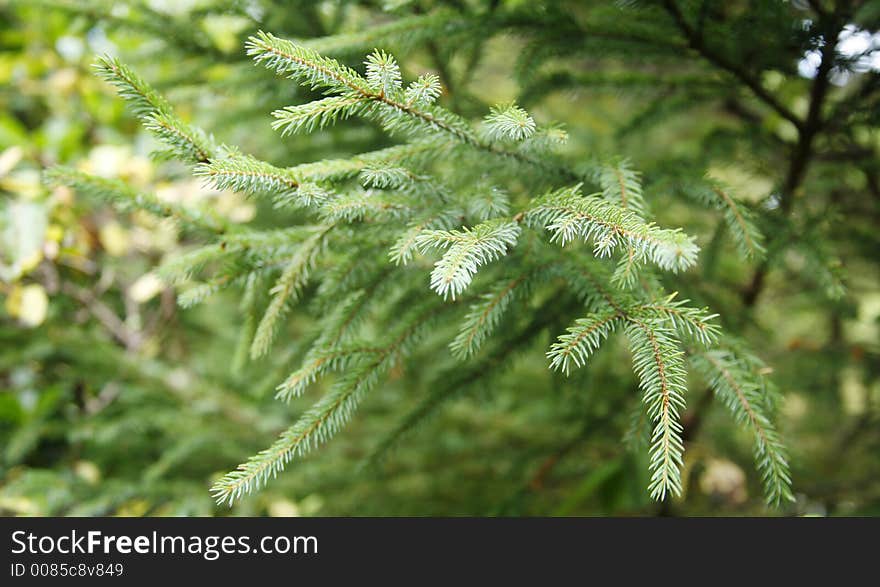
[417, 220, 521, 300]
[483, 102, 537, 142]
[526, 185, 699, 272]
[94, 56, 222, 163]
[4, 0, 879, 517]
[60, 33, 791, 508]
[690, 346, 793, 505]
[45, 167, 229, 234]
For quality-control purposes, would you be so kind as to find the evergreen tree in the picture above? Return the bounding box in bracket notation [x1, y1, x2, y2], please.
[4, 0, 879, 515]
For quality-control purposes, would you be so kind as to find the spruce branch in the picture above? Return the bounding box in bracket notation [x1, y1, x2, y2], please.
[144, 111, 216, 164]
[547, 309, 622, 374]
[176, 279, 229, 309]
[271, 95, 365, 136]
[302, 9, 467, 56]
[708, 185, 764, 259]
[59, 8, 808, 511]
[483, 102, 537, 141]
[450, 272, 530, 359]
[232, 272, 264, 374]
[660, 0, 804, 132]
[417, 219, 521, 299]
[635, 294, 721, 347]
[157, 243, 231, 286]
[690, 349, 794, 505]
[246, 32, 582, 182]
[250, 227, 332, 359]
[93, 55, 172, 119]
[466, 185, 511, 222]
[318, 190, 411, 223]
[197, 143, 441, 209]
[526, 184, 699, 272]
[292, 141, 442, 183]
[365, 49, 403, 95]
[405, 73, 442, 106]
[367, 296, 572, 466]
[212, 300, 447, 505]
[595, 158, 648, 218]
[611, 246, 642, 289]
[681, 179, 765, 259]
[275, 345, 384, 402]
[625, 319, 687, 500]
[247, 31, 367, 92]
[94, 57, 221, 163]
[278, 269, 394, 401]
[195, 155, 328, 208]
[44, 167, 228, 234]
[389, 211, 461, 265]
[359, 166, 413, 190]
[551, 257, 625, 313]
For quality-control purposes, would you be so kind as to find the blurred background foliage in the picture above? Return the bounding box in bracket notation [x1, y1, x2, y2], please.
[1, 0, 878, 516]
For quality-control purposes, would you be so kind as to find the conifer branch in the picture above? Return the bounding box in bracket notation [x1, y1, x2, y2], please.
[197, 155, 297, 194]
[318, 190, 411, 223]
[690, 349, 793, 504]
[44, 167, 229, 234]
[144, 112, 215, 164]
[232, 272, 264, 374]
[547, 309, 622, 374]
[275, 346, 385, 402]
[450, 272, 530, 359]
[417, 220, 521, 299]
[197, 143, 441, 209]
[390, 211, 461, 265]
[212, 300, 448, 505]
[94, 56, 221, 163]
[526, 185, 699, 272]
[157, 244, 231, 285]
[635, 294, 721, 347]
[48, 9, 806, 510]
[246, 32, 582, 182]
[277, 269, 395, 402]
[94, 55, 172, 119]
[625, 319, 687, 500]
[595, 158, 647, 218]
[680, 179, 765, 259]
[272, 95, 365, 135]
[709, 185, 762, 258]
[483, 102, 537, 141]
[250, 227, 331, 359]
